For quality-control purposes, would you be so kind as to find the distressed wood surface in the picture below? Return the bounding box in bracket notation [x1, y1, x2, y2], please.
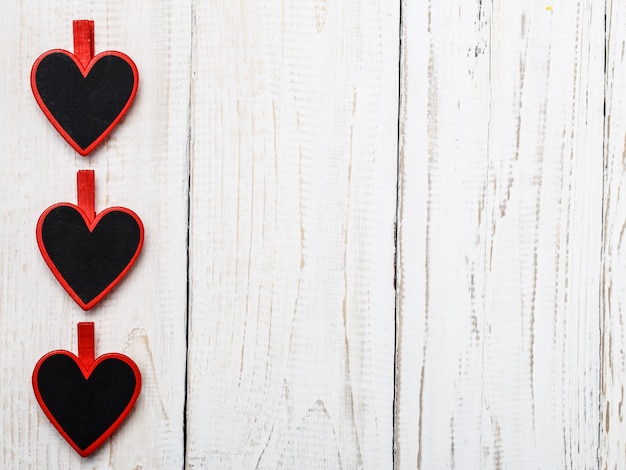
[603, 0, 626, 467]
[395, 1, 491, 467]
[396, 1, 604, 469]
[185, 1, 399, 468]
[2, 0, 626, 469]
[484, 3, 603, 468]
[0, 1, 191, 467]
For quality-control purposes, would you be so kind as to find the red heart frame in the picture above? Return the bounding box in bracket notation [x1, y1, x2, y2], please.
[32, 323, 141, 457]
[30, 21, 138, 156]
[37, 204, 144, 310]
[36, 171, 144, 310]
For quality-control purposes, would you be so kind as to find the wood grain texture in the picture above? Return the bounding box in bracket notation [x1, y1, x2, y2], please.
[603, 0, 626, 467]
[396, 0, 491, 467]
[485, 2, 603, 468]
[185, 1, 399, 468]
[395, 1, 604, 468]
[0, 0, 618, 468]
[0, 1, 191, 467]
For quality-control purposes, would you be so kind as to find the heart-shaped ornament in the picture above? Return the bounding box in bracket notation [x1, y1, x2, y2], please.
[37, 170, 144, 310]
[33, 323, 141, 457]
[31, 20, 138, 156]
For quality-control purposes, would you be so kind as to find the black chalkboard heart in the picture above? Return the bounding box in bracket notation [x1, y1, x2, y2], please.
[38, 206, 143, 309]
[31, 21, 138, 156]
[33, 323, 141, 457]
[37, 171, 144, 310]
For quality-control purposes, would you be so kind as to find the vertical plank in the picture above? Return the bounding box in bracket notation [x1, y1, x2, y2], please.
[394, 0, 491, 467]
[395, 0, 603, 468]
[484, 2, 602, 468]
[186, 1, 399, 468]
[0, 1, 191, 467]
[602, 0, 626, 467]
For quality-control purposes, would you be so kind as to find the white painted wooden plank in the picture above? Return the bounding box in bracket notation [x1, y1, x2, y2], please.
[0, 1, 191, 467]
[602, 0, 626, 467]
[185, 1, 399, 468]
[484, 2, 603, 468]
[395, 1, 603, 468]
[394, 0, 491, 468]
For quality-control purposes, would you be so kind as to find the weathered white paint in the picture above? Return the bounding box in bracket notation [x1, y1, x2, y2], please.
[185, 1, 399, 468]
[396, 1, 604, 469]
[1, 0, 625, 469]
[603, 0, 626, 468]
[395, 1, 491, 467]
[485, 2, 603, 468]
